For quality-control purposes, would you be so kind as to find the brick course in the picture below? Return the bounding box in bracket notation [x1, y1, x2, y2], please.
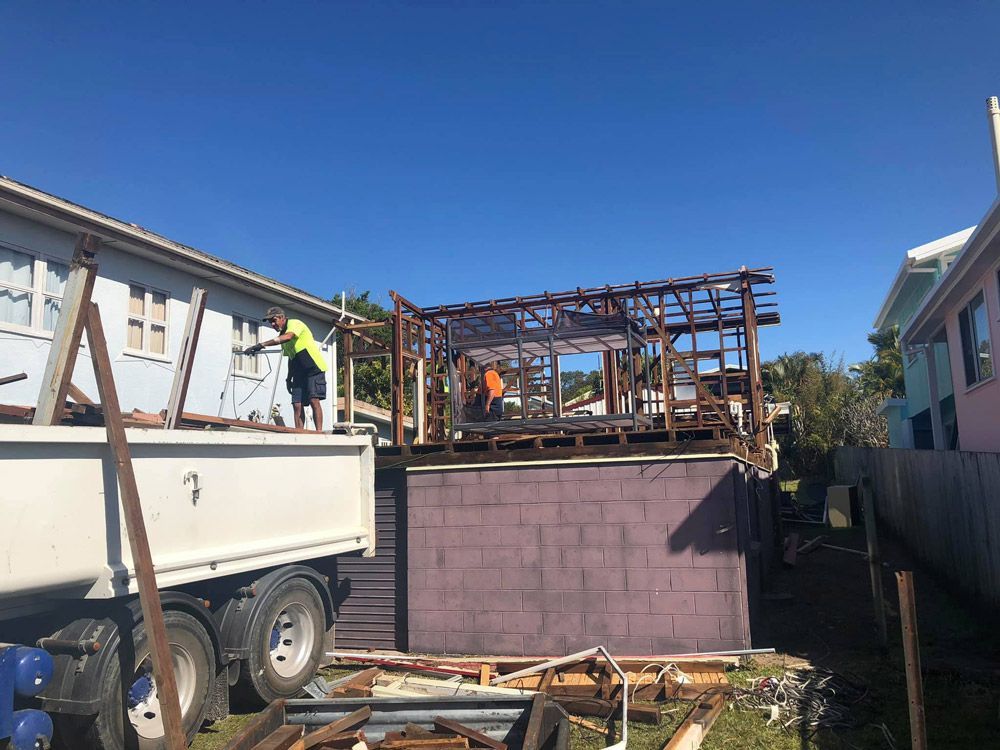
[407, 458, 749, 655]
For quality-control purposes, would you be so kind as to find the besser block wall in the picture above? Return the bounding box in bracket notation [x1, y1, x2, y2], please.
[406, 458, 754, 656]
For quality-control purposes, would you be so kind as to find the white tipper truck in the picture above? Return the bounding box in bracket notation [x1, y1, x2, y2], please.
[0, 423, 376, 750]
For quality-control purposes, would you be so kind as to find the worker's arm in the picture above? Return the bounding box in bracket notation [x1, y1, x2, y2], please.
[260, 331, 295, 347]
[245, 331, 294, 353]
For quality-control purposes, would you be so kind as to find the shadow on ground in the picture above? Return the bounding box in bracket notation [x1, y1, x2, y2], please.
[757, 523, 1000, 749]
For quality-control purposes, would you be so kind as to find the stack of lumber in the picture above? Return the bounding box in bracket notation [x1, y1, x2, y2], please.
[247, 705, 509, 750]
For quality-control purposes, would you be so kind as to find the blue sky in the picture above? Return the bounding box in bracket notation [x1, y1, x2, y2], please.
[3, 2, 1000, 363]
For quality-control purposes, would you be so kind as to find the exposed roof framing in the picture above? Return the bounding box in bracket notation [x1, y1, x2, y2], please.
[341, 266, 778, 464]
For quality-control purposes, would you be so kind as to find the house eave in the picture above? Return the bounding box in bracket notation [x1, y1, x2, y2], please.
[0, 175, 366, 324]
[902, 198, 1000, 344]
[873, 226, 976, 330]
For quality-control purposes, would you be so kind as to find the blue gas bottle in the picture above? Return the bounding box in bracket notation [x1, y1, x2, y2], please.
[11, 647, 54, 698]
[1, 645, 55, 749]
[9, 709, 54, 750]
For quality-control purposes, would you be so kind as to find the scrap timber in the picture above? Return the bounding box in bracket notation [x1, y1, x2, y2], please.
[317, 650, 733, 748]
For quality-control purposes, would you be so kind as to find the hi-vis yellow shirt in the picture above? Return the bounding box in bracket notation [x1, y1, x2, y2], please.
[280, 319, 329, 374]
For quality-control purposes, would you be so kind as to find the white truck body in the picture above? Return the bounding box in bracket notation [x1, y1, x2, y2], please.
[0, 424, 375, 619]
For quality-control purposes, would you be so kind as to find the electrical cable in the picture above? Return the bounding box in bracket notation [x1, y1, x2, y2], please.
[729, 667, 893, 745]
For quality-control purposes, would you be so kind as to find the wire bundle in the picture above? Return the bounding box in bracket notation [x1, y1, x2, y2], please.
[731, 668, 889, 742]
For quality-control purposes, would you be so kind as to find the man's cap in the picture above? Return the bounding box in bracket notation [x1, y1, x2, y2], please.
[263, 306, 285, 321]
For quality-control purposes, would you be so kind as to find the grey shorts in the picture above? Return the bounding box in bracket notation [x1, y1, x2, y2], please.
[291, 371, 327, 404]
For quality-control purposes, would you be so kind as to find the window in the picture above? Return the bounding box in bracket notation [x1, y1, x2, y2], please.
[958, 290, 994, 386]
[232, 314, 261, 376]
[0, 244, 69, 334]
[126, 283, 169, 357]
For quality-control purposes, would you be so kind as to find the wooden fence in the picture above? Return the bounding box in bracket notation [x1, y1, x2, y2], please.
[835, 447, 1000, 611]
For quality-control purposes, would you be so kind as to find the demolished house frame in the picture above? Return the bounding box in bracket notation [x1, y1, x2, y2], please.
[337, 266, 778, 464]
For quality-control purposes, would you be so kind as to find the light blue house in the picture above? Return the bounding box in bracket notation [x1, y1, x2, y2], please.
[873, 227, 973, 448]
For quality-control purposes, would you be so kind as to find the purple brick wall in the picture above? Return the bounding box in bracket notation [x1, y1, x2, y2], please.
[407, 458, 751, 656]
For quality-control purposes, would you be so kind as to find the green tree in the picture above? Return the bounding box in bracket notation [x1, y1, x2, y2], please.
[560, 369, 603, 403]
[850, 325, 904, 398]
[764, 351, 891, 480]
[763, 352, 852, 480]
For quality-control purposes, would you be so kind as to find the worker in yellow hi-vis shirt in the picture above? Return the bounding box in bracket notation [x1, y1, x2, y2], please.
[245, 306, 328, 431]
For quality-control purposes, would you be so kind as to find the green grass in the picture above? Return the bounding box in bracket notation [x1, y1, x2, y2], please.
[567, 663, 895, 750]
[192, 713, 255, 750]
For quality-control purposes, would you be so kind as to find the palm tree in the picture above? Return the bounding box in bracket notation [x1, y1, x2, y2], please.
[850, 325, 904, 398]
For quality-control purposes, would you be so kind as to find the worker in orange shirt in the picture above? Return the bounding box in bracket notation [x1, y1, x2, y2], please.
[481, 362, 504, 421]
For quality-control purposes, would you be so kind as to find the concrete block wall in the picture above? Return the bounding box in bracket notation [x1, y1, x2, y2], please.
[406, 458, 751, 656]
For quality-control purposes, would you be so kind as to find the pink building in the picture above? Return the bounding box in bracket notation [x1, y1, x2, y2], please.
[902, 196, 1000, 452]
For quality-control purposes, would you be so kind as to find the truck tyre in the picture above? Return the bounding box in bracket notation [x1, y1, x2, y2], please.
[236, 578, 325, 705]
[71, 610, 215, 750]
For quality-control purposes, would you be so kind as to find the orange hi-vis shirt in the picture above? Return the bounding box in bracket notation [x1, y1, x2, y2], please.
[484, 369, 503, 398]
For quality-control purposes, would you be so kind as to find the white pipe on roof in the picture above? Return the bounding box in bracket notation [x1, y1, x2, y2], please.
[989, 97, 1000, 193]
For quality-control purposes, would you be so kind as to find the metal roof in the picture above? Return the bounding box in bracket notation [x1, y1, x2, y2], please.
[0, 175, 366, 324]
[872, 227, 975, 330]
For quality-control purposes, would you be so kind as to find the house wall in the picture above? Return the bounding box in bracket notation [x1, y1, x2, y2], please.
[901, 341, 954, 418]
[0, 209, 336, 427]
[406, 457, 759, 657]
[944, 262, 1000, 452]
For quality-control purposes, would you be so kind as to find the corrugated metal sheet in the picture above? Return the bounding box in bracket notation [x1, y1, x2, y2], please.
[332, 469, 407, 650]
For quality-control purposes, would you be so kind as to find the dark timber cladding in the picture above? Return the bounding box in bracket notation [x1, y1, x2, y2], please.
[332, 469, 408, 651]
[337, 265, 778, 456]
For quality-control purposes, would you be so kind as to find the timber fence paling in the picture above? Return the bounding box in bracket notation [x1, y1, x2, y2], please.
[834, 447, 1000, 611]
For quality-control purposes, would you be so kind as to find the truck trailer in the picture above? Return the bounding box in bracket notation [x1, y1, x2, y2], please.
[0, 423, 376, 750]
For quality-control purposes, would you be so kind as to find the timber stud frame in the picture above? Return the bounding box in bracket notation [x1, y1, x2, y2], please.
[337, 266, 777, 464]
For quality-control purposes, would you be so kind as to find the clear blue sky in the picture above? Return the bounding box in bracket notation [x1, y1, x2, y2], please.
[3, 2, 999, 363]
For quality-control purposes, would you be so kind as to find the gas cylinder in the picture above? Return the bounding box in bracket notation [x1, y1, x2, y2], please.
[9, 709, 53, 750]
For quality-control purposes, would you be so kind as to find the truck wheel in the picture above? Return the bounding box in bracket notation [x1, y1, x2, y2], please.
[237, 578, 324, 705]
[78, 610, 215, 750]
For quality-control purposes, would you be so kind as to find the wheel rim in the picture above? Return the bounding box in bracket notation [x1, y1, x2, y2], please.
[126, 645, 197, 740]
[268, 602, 316, 679]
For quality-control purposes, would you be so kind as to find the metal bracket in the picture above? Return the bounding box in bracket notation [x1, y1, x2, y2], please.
[183, 470, 202, 505]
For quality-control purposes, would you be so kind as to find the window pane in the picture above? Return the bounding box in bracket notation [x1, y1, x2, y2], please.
[0, 288, 32, 326]
[246, 324, 259, 374]
[129, 285, 145, 316]
[43, 297, 61, 332]
[959, 307, 977, 385]
[232, 316, 243, 346]
[150, 323, 167, 355]
[45, 261, 68, 295]
[151, 291, 167, 322]
[971, 292, 993, 380]
[0, 246, 33, 287]
[127, 318, 144, 350]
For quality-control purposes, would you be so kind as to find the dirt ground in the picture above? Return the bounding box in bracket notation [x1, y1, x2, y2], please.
[192, 523, 1000, 750]
[755, 522, 1000, 748]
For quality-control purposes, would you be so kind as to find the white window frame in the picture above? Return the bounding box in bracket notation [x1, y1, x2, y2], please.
[232, 313, 264, 378]
[125, 282, 170, 359]
[958, 288, 994, 389]
[0, 242, 70, 337]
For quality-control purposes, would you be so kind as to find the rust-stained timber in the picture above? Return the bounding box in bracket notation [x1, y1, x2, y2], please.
[662, 692, 725, 750]
[67, 382, 94, 405]
[897, 571, 927, 750]
[433, 718, 507, 750]
[33, 234, 100, 425]
[84, 302, 186, 750]
[251, 725, 303, 750]
[303, 706, 373, 749]
[165, 287, 207, 429]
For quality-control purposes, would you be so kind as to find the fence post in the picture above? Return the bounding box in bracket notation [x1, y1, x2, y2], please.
[896, 571, 927, 750]
[862, 475, 888, 649]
